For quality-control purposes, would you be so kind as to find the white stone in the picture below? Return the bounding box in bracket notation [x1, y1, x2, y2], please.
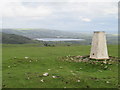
[103, 61, 107, 64]
[77, 80, 80, 82]
[80, 68, 82, 70]
[41, 79, 44, 82]
[27, 77, 30, 80]
[52, 76, 57, 78]
[25, 57, 29, 59]
[48, 69, 51, 71]
[106, 81, 110, 83]
[90, 31, 109, 59]
[60, 66, 63, 69]
[43, 73, 49, 76]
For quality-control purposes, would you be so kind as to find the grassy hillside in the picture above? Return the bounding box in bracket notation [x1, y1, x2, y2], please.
[2, 29, 118, 45]
[2, 44, 118, 88]
[2, 29, 83, 38]
[2, 33, 40, 44]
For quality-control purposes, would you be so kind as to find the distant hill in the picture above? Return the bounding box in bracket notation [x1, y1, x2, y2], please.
[1, 28, 118, 45]
[1, 28, 87, 39]
[2, 33, 40, 44]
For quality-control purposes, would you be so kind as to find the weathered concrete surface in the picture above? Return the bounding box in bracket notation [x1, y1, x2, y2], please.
[90, 31, 109, 59]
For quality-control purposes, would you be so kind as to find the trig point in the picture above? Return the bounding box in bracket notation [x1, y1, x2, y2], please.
[90, 31, 109, 59]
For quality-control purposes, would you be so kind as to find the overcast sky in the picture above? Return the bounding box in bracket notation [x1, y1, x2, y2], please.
[0, 0, 119, 33]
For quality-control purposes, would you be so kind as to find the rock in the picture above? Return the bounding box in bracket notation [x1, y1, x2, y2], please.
[104, 66, 108, 70]
[41, 79, 44, 82]
[25, 57, 29, 59]
[103, 61, 107, 64]
[14, 57, 17, 59]
[106, 81, 110, 83]
[52, 76, 60, 78]
[60, 66, 63, 69]
[43, 73, 49, 76]
[52, 76, 57, 78]
[80, 68, 82, 70]
[48, 69, 51, 71]
[27, 77, 30, 80]
[72, 73, 76, 75]
[8, 66, 10, 68]
[77, 80, 80, 82]
[108, 63, 112, 65]
[98, 70, 102, 72]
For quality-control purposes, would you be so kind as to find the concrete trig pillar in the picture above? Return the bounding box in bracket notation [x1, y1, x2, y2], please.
[90, 31, 109, 59]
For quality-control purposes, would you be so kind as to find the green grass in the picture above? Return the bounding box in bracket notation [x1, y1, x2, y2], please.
[2, 44, 118, 88]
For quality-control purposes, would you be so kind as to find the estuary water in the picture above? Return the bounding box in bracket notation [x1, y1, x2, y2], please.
[35, 38, 85, 41]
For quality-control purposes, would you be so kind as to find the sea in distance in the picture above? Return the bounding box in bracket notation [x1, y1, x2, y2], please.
[35, 38, 85, 41]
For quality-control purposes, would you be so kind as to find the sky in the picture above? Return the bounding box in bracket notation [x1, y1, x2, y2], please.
[0, 0, 119, 33]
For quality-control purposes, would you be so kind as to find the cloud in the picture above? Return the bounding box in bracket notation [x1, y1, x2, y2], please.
[81, 18, 91, 22]
[1, 1, 118, 19]
[0, 0, 118, 33]
[1, 2, 53, 18]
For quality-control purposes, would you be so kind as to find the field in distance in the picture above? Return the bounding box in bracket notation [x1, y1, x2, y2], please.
[2, 44, 118, 88]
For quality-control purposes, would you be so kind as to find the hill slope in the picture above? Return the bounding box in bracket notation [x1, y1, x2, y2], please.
[2, 33, 39, 44]
[1, 29, 118, 45]
[1, 29, 86, 39]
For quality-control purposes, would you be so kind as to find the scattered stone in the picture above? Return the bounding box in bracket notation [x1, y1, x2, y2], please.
[25, 57, 29, 59]
[72, 73, 76, 75]
[108, 63, 112, 65]
[62, 55, 118, 63]
[14, 57, 17, 59]
[52, 76, 60, 78]
[60, 66, 63, 69]
[80, 68, 82, 70]
[13, 64, 16, 67]
[27, 77, 30, 80]
[29, 60, 32, 63]
[41, 79, 44, 82]
[77, 80, 80, 82]
[98, 70, 102, 72]
[52, 76, 57, 78]
[104, 66, 108, 69]
[103, 61, 107, 64]
[8, 66, 10, 68]
[43, 73, 49, 76]
[76, 56, 81, 58]
[48, 69, 51, 71]
[106, 81, 110, 83]
[64, 87, 66, 88]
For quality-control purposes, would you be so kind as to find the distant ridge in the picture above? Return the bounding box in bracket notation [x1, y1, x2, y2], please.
[1, 28, 118, 45]
[2, 32, 39, 44]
